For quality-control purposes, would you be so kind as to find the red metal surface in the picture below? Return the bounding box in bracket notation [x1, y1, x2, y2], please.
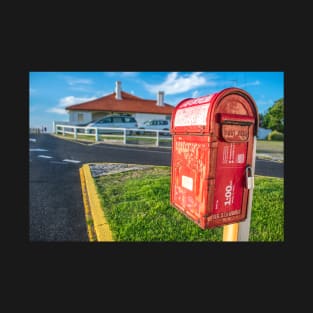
[170, 87, 258, 229]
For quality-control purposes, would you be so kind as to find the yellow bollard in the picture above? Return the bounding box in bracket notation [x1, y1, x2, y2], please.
[223, 223, 239, 242]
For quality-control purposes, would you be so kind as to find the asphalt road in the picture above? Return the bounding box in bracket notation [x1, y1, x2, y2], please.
[29, 134, 283, 241]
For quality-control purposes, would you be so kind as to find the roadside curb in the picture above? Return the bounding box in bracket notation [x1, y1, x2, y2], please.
[80, 163, 114, 242]
[256, 153, 283, 163]
[79, 167, 96, 241]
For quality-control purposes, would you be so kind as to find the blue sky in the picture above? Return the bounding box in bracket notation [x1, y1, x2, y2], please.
[29, 71, 284, 132]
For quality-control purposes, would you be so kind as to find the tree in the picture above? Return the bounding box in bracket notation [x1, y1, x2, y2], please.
[262, 98, 284, 133]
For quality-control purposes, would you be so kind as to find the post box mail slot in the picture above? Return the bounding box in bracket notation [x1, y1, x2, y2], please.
[170, 87, 259, 229]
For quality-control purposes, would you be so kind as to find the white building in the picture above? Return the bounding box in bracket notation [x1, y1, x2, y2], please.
[65, 81, 174, 126]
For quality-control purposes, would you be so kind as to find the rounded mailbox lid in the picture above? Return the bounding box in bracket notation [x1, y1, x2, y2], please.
[171, 87, 258, 135]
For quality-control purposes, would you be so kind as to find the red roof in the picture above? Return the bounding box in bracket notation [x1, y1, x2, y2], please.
[66, 91, 174, 115]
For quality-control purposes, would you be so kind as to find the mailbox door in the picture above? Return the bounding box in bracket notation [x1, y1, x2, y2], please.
[208, 113, 255, 227]
[170, 135, 215, 228]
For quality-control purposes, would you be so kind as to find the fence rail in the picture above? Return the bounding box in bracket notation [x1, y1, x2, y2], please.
[54, 123, 172, 147]
[30, 127, 48, 134]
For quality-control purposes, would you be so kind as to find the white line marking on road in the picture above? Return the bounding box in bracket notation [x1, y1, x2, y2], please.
[30, 148, 48, 152]
[29, 138, 37, 142]
[38, 155, 53, 159]
[63, 159, 81, 163]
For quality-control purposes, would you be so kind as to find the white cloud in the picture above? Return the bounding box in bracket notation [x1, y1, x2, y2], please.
[47, 108, 68, 115]
[69, 86, 93, 92]
[239, 80, 261, 88]
[192, 90, 199, 98]
[64, 76, 93, 86]
[47, 96, 97, 115]
[144, 72, 212, 95]
[120, 72, 138, 77]
[58, 96, 96, 107]
[105, 72, 138, 78]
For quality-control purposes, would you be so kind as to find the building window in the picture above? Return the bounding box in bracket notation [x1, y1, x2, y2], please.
[77, 113, 84, 122]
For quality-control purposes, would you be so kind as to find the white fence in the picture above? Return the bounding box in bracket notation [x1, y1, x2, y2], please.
[54, 123, 172, 147]
[29, 128, 42, 134]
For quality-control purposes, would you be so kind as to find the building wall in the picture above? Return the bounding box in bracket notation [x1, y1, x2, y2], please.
[69, 111, 92, 125]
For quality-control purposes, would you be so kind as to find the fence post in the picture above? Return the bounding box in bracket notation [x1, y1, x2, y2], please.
[62, 126, 65, 136]
[95, 128, 98, 142]
[74, 127, 77, 139]
[156, 131, 160, 147]
[123, 129, 127, 144]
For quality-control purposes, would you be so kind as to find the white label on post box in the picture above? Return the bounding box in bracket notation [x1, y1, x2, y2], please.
[182, 175, 193, 191]
[174, 103, 210, 127]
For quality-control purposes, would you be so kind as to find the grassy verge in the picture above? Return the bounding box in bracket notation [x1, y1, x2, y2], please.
[256, 140, 284, 153]
[93, 166, 284, 242]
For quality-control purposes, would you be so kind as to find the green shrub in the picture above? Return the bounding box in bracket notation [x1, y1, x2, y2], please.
[267, 130, 284, 141]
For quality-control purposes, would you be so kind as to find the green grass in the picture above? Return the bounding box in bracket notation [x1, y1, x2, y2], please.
[256, 140, 284, 153]
[55, 132, 96, 141]
[77, 134, 98, 141]
[249, 176, 284, 241]
[94, 167, 284, 242]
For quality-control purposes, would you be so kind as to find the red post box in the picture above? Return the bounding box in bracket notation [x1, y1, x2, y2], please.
[170, 87, 259, 229]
